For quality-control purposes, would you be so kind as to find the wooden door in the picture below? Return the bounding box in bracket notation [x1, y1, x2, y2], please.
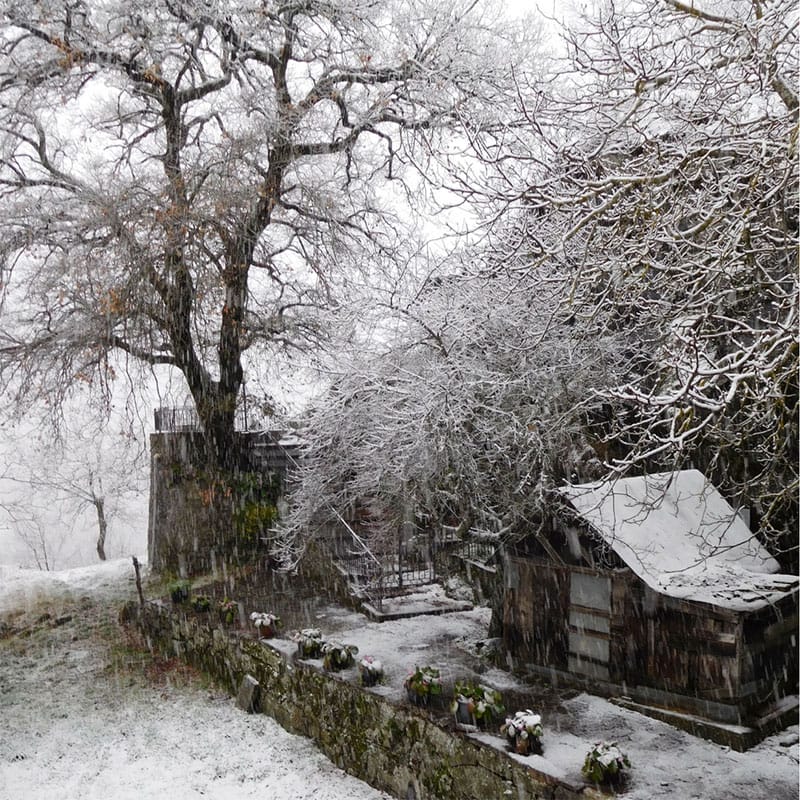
[568, 572, 611, 681]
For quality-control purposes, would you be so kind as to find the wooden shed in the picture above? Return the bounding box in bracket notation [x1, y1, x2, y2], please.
[502, 470, 798, 748]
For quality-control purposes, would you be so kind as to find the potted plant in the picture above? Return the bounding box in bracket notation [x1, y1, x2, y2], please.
[168, 579, 190, 604]
[190, 594, 211, 612]
[404, 665, 442, 706]
[451, 681, 504, 728]
[218, 598, 239, 625]
[358, 656, 384, 687]
[581, 741, 631, 786]
[250, 611, 281, 638]
[294, 628, 325, 658]
[322, 640, 359, 671]
[501, 710, 544, 755]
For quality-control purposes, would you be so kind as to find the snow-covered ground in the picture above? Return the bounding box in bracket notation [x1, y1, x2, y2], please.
[0, 559, 392, 800]
[0, 559, 798, 800]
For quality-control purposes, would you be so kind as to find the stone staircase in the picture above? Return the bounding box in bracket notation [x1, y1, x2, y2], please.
[324, 517, 444, 616]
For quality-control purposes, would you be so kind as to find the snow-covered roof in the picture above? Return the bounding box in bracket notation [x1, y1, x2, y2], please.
[559, 470, 798, 611]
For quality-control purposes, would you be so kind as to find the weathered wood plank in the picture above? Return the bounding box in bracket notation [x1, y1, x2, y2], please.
[569, 631, 610, 662]
[568, 654, 610, 681]
[570, 572, 611, 610]
[569, 610, 610, 634]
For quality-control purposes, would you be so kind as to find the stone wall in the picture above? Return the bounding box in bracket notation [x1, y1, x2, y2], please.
[148, 432, 235, 576]
[148, 432, 299, 576]
[130, 600, 600, 800]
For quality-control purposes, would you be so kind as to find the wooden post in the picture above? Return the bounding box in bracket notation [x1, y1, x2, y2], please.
[132, 556, 145, 607]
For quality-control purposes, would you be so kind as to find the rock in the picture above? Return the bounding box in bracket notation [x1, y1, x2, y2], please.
[236, 674, 260, 714]
[444, 576, 474, 603]
[474, 637, 502, 660]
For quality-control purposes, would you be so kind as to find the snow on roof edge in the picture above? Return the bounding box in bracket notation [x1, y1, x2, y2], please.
[557, 470, 797, 611]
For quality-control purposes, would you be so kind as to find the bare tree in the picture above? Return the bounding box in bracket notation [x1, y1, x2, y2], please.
[283, 0, 798, 567]
[277, 258, 617, 566]
[0, 419, 147, 563]
[0, 0, 538, 468]
[0, 503, 58, 570]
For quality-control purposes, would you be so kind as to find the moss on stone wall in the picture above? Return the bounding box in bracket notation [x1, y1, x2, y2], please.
[148, 434, 281, 577]
[129, 600, 598, 800]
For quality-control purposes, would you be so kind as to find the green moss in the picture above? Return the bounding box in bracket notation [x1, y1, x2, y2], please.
[426, 763, 455, 796]
[386, 715, 406, 748]
[405, 717, 422, 742]
[229, 471, 281, 547]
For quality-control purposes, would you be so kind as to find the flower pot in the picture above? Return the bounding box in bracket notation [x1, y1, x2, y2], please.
[170, 587, 189, 604]
[294, 629, 324, 658]
[359, 657, 383, 686]
[191, 597, 210, 613]
[582, 741, 630, 785]
[298, 640, 323, 658]
[361, 670, 380, 687]
[513, 735, 542, 756]
[455, 699, 474, 726]
[322, 643, 358, 671]
[407, 689, 428, 706]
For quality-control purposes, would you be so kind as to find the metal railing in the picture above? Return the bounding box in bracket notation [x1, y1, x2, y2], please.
[153, 405, 269, 433]
[456, 538, 497, 565]
[154, 406, 201, 432]
[324, 515, 387, 610]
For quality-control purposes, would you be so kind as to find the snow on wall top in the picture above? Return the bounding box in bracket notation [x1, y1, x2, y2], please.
[559, 470, 798, 611]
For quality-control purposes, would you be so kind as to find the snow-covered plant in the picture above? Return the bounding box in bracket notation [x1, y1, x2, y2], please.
[218, 599, 238, 624]
[501, 710, 543, 747]
[168, 580, 190, 604]
[359, 656, 384, 686]
[191, 595, 211, 612]
[321, 641, 359, 671]
[273, 0, 800, 571]
[274, 264, 608, 570]
[404, 665, 442, 702]
[581, 741, 631, 784]
[451, 681, 504, 723]
[250, 612, 281, 636]
[293, 628, 324, 658]
[514, 0, 800, 552]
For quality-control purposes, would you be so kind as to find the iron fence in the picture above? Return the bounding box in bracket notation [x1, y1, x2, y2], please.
[154, 406, 201, 431]
[153, 405, 267, 432]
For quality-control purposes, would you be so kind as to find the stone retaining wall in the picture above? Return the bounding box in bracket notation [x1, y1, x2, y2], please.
[148, 431, 299, 577]
[129, 601, 600, 800]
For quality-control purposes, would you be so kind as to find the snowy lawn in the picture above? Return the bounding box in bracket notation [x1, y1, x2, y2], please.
[1, 559, 798, 800]
[0, 559, 392, 800]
